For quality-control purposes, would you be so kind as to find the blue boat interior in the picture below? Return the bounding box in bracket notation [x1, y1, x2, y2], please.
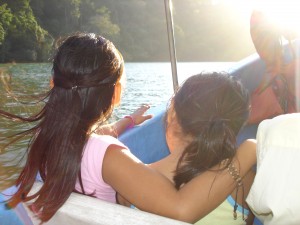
[121, 39, 300, 164]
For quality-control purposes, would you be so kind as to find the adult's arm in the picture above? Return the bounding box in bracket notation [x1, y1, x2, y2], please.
[102, 139, 256, 223]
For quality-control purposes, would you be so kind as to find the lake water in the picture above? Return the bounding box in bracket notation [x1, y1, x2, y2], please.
[0, 62, 233, 191]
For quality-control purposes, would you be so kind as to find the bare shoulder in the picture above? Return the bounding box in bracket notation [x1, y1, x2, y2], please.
[237, 139, 257, 165]
[239, 139, 256, 150]
[104, 144, 141, 170]
[102, 144, 146, 186]
[106, 144, 140, 160]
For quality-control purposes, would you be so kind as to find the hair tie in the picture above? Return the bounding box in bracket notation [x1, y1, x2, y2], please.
[124, 115, 135, 129]
[71, 85, 78, 91]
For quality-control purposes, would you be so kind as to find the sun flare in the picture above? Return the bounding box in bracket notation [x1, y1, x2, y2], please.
[254, 0, 300, 36]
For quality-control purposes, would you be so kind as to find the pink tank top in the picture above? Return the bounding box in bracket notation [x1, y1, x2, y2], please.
[75, 134, 127, 203]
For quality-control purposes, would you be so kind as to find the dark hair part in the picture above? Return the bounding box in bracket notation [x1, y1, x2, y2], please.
[172, 72, 249, 189]
[3, 33, 124, 221]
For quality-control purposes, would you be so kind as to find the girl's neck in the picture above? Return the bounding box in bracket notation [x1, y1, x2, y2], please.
[149, 150, 182, 183]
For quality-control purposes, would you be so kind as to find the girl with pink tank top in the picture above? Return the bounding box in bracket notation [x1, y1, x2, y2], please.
[75, 135, 127, 203]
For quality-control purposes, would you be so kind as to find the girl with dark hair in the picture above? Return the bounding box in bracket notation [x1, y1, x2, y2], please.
[172, 73, 250, 188]
[0, 33, 256, 224]
[150, 72, 256, 224]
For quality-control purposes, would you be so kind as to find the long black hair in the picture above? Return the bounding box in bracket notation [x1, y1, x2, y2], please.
[2, 33, 124, 221]
[171, 72, 250, 189]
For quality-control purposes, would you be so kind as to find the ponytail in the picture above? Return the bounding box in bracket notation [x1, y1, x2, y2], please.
[174, 119, 237, 189]
[170, 73, 249, 189]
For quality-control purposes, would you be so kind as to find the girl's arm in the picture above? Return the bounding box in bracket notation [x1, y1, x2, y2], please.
[95, 104, 153, 137]
[103, 139, 256, 223]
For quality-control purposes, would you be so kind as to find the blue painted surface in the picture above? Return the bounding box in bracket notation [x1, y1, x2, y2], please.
[119, 104, 170, 164]
[120, 53, 263, 164]
[0, 186, 33, 225]
[0, 194, 23, 225]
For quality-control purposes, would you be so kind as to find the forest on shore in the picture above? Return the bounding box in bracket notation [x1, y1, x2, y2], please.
[0, 0, 255, 63]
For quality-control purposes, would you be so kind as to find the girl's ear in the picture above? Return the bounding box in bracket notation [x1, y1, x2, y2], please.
[112, 82, 122, 106]
[50, 77, 54, 88]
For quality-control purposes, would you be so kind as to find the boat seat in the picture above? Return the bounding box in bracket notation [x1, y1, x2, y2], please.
[22, 182, 190, 225]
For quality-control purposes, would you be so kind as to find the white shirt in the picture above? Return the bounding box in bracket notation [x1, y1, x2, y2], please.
[246, 113, 300, 225]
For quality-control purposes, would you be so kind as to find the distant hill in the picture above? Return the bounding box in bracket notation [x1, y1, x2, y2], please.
[0, 0, 255, 63]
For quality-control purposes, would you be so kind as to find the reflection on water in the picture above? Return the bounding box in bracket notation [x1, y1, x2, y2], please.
[0, 63, 51, 190]
[0, 62, 233, 191]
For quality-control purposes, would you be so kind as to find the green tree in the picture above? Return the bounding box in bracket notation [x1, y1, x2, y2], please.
[1, 0, 255, 62]
[0, 3, 13, 62]
[98, 0, 169, 61]
[0, 4, 12, 44]
[31, 0, 81, 38]
[0, 0, 51, 62]
[84, 6, 120, 41]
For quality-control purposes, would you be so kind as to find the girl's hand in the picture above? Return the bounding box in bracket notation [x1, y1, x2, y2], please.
[95, 104, 153, 137]
[130, 104, 153, 125]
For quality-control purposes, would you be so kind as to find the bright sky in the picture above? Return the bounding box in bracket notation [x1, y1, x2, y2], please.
[253, 0, 300, 34]
[218, 0, 300, 35]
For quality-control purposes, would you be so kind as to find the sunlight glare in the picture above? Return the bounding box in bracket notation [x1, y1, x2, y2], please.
[254, 0, 300, 35]
[251, 0, 300, 111]
[296, 58, 300, 112]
